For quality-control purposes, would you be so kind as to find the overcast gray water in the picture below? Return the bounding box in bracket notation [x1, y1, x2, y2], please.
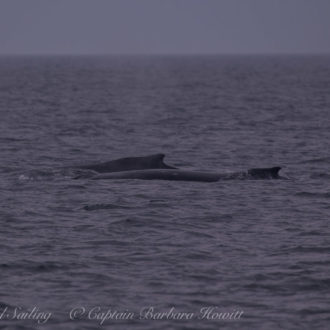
[0, 55, 330, 329]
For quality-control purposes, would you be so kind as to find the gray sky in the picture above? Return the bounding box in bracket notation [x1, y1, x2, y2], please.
[0, 0, 329, 55]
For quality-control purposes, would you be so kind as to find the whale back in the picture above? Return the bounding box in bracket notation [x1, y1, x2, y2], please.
[92, 169, 220, 182]
[78, 153, 176, 173]
[91, 167, 283, 182]
[247, 166, 281, 179]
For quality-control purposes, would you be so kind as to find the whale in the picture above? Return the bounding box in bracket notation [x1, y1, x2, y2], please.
[75, 153, 176, 173]
[90, 167, 282, 182]
[73, 154, 282, 182]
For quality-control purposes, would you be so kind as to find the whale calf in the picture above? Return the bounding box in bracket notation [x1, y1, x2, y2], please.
[75, 153, 176, 173]
[91, 167, 282, 182]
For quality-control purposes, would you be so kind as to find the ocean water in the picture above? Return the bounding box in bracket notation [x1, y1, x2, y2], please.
[0, 55, 330, 329]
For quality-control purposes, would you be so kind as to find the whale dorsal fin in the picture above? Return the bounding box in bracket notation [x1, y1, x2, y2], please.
[149, 153, 176, 169]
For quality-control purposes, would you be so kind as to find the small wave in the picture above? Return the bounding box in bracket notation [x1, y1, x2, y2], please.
[18, 170, 57, 182]
[1, 261, 69, 272]
[300, 156, 330, 164]
[83, 203, 135, 211]
[18, 174, 31, 181]
[288, 246, 330, 254]
[310, 172, 330, 179]
[296, 191, 330, 198]
[148, 199, 169, 207]
[72, 169, 98, 179]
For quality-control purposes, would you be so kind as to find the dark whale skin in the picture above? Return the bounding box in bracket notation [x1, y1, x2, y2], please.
[76, 153, 176, 173]
[91, 167, 282, 182]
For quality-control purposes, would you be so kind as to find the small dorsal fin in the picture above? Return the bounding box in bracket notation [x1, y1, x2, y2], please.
[248, 166, 281, 179]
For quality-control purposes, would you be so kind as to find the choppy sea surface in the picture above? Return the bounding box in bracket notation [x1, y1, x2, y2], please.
[0, 55, 330, 330]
